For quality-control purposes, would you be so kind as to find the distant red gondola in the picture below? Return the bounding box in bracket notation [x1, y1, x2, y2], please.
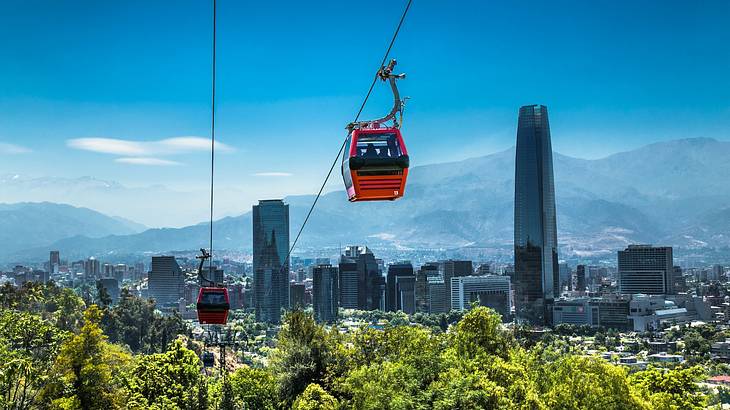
[342, 127, 409, 201]
[195, 249, 230, 325]
[196, 287, 230, 325]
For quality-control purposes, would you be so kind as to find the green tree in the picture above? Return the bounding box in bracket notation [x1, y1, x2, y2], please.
[102, 289, 188, 353]
[41, 304, 131, 410]
[271, 310, 335, 407]
[0, 282, 86, 332]
[683, 331, 711, 361]
[124, 337, 206, 409]
[341, 361, 421, 410]
[630, 366, 707, 409]
[218, 377, 235, 410]
[227, 367, 278, 410]
[49, 287, 86, 333]
[536, 355, 648, 410]
[427, 366, 509, 409]
[450, 306, 515, 361]
[0, 310, 68, 409]
[0, 282, 19, 309]
[292, 383, 338, 410]
[346, 324, 444, 395]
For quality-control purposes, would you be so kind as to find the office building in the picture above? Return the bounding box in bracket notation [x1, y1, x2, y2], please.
[49, 251, 60, 274]
[442, 260, 473, 300]
[184, 282, 200, 304]
[514, 104, 559, 325]
[450, 275, 512, 320]
[290, 283, 306, 309]
[70, 260, 84, 274]
[711, 265, 724, 282]
[132, 262, 145, 281]
[394, 275, 416, 314]
[148, 256, 184, 307]
[313, 264, 339, 323]
[552, 295, 630, 330]
[338, 246, 384, 311]
[559, 262, 571, 292]
[113, 264, 127, 282]
[576, 265, 586, 292]
[338, 257, 359, 310]
[84, 257, 100, 279]
[476, 263, 492, 275]
[98, 278, 120, 304]
[228, 283, 245, 309]
[553, 298, 595, 326]
[618, 245, 674, 295]
[253, 199, 290, 323]
[628, 294, 690, 332]
[594, 295, 631, 331]
[30, 269, 48, 284]
[428, 278, 450, 314]
[102, 263, 114, 278]
[386, 262, 415, 312]
[672, 266, 686, 292]
[415, 262, 440, 313]
[442, 260, 473, 277]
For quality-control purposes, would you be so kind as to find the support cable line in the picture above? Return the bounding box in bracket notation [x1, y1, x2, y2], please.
[197, 0, 230, 329]
[208, 0, 217, 279]
[278, 0, 413, 274]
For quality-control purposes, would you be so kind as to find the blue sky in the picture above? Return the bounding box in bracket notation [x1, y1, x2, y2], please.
[1, 0, 729, 224]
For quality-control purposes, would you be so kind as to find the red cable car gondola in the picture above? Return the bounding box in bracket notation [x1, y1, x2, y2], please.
[195, 249, 230, 325]
[343, 59, 409, 202]
[196, 287, 230, 325]
[343, 127, 409, 201]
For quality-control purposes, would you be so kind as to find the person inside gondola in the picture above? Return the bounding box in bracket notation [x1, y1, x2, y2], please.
[202, 291, 225, 305]
[387, 137, 399, 157]
[364, 143, 378, 157]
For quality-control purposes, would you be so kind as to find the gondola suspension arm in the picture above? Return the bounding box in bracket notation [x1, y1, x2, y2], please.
[196, 248, 215, 286]
[348, 59, 406, 131]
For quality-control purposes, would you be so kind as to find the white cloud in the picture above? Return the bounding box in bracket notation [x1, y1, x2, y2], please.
[68, 138, 145, 155]
[0, 142, 32, 154]
[252, 172, 293, 177]
[160, 137, 234, 153]
[67, 136, 234, 156]
[115, 157, 182, 166]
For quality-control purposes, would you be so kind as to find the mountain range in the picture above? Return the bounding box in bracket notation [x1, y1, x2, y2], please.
[2, 137, 730, 264]
[0, 202, 146, 260]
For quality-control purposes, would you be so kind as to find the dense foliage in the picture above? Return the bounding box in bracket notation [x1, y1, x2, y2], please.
[0, 282, 714, 409]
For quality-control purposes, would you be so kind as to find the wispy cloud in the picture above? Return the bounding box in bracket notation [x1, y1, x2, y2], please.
[67, 136, 234, 156]
[253, 172, 293, 177]
[0, 142, 32, 154]
[115, 157, 182, 166]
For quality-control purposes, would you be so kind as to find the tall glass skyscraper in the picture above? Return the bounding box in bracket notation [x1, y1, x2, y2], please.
[253, 199, 290, 323]
[514, 104, 559, 325]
